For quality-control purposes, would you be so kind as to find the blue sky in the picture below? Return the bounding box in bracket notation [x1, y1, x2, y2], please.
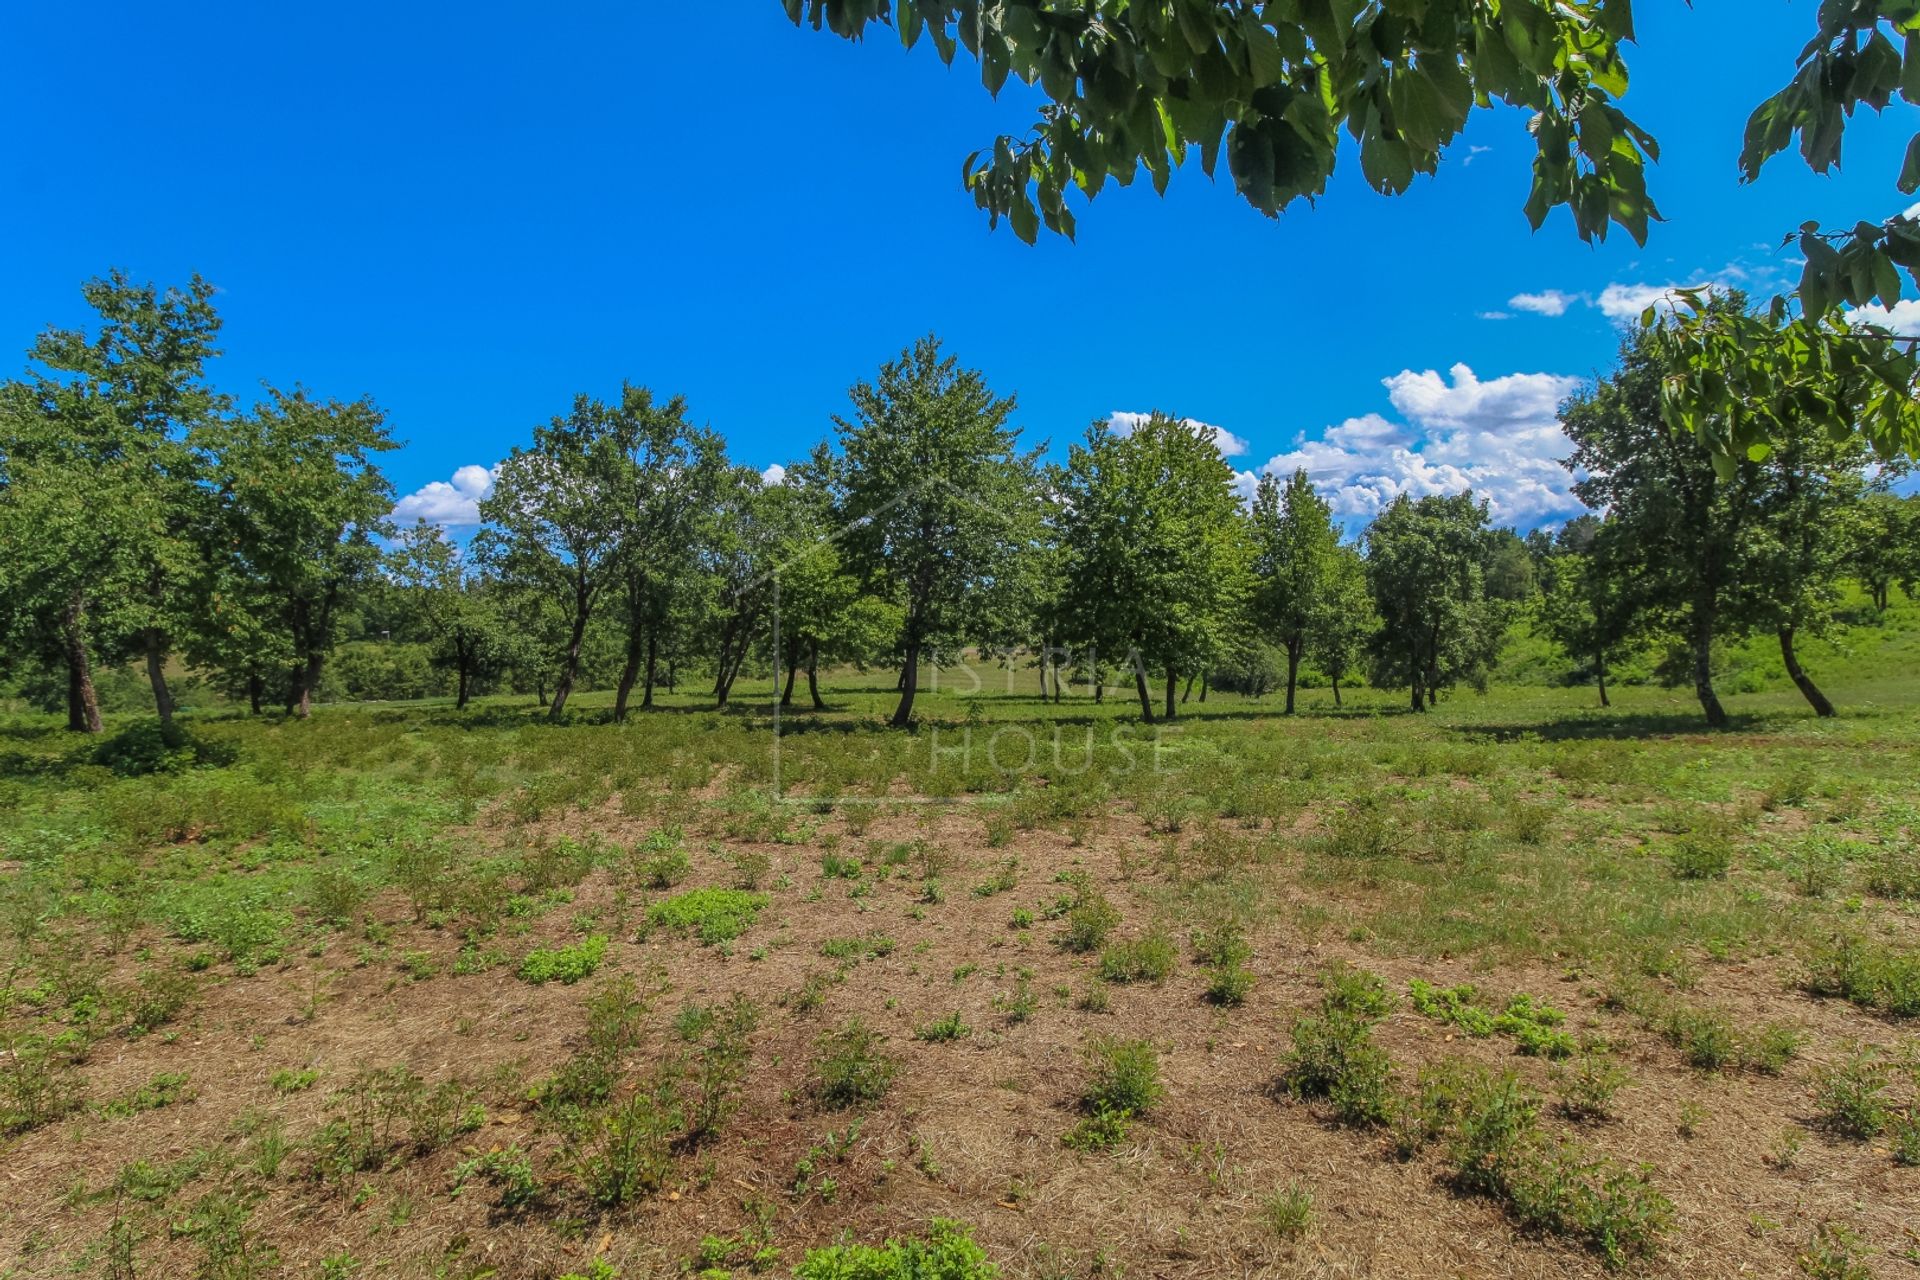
[3, 3, 1914, 530]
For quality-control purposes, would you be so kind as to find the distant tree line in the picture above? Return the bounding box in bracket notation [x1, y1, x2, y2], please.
[3, 276, 1917, 735]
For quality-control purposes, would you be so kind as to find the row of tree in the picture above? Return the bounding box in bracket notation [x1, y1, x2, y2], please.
[3, 277, 1917, 734]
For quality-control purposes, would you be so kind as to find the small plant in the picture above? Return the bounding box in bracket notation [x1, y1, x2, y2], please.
[452, 1145, 539, 1210]
[793, 1219, 997, 1280]
[1813, 1046, 1893, 1138]
[578, 1085, 677, 1206]
[1677, 1100, 1707, 1139]
[1668, 834, 1732, 880]
[1551, 1043, 1631, 1122]
[914, 1011, 971, 1042]
[1083, 1035, 1163, 1116]
[1058, 874, 1120, 953]
[1797, 1222, 1874, 1280]
[1889, 1109, 1920, 1167]
[1261, 1181, 1314, 1241]
[647, 889, 770, 946]
[1205, 964, 1255, 1006]
[1410, 979, 1494, 1035]
[1096, 930, 1176, 983]
[518, 935, 607, 985]
[993, 973, 1038, 1024]
[813, 1018, 897, 1109]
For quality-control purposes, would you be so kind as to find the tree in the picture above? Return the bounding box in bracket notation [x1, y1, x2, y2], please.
[2, 272, 226, 731]
[1309, 542, 1373, 709]
[700, 467, 780, 709]
[205, 387, 397, 719]
[1735, 424, 1878, 717]
[789, 3, 1920, 460]
[1560, 318, 1764, 728]
[476, 392, 634, 722]
[1848, 491, 1920, 611]
[601, 390, 728, 721]
[1249, 468, 1338, 714]
[389, 521, 513, 710]
[1363, 492, 1505, 711]
[835, 337, 1033, 727]
[1056, 414, 1250, 722]
[1537, 528, 1635, 708]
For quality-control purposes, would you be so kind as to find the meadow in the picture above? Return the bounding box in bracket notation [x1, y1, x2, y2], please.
[0, 611, 1916, 1279]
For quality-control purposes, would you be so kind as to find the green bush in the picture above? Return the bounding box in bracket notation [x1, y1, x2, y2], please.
[813, 1019, 897, 1109]
[1058, 875, 1119, 953]
[518, 936, 607, 985]
[1082, 1035, 1162, 1117]
[793, 1219, 997, 1280]
[1813, 1047, 1893, 1138]
[1096, 930, 1175, 983]
[647, 889, 769, 945]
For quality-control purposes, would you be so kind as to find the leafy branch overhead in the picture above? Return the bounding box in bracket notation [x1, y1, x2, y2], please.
[784, 0, 1656, 246]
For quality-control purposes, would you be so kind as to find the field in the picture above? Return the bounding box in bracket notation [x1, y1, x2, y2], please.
[1, 619, 1918, 1279]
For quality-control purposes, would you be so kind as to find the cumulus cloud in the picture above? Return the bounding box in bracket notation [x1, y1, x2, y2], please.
[1595, 280, 1727, 322]
[390, 463, 497, 527]
[1848, 298, 1920, 333]
[1108, 410, 1249, 457]
[1257, 364, 1584, 528]
[1510, 289, 1576, 317]
[761, 463, 788, 485]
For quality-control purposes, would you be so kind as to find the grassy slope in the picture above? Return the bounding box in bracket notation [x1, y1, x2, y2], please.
[0, 611, 1915, 1277]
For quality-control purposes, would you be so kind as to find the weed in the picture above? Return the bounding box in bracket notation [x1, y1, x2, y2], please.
[1668, 836, 1731, 880]
[1552, 1044, 1630, 1121]
[1261, 1182, 1313, 1241]
[648, 889, 770, 945]
[914, 1011, 971, 1042]
[1058, 874, 1119, 953]
[452, 1145, 540, 1211]
[1813, 1046, 1893, 1138]
[518, 935, 607, 985]
[813, 1018, 897, 1109]
[793, 1219, 997, 1280]
[1096, 930, 1175, 983]
[1797, 1222, 1873, 1280]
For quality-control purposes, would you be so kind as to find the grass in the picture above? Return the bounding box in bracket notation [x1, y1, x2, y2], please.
[3, 608, 1920, 1274]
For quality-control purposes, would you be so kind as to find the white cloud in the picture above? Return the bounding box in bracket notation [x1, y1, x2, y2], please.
[390, 463, 497, 527]
[1848, 298, 1920, 333]
[1509, 289, 1575, 317]
[760, 463, 788, 485]
[1108, 410, 1249, 457]
[1595, 281, 1723, 322]
[1257, 364, 1584, 529]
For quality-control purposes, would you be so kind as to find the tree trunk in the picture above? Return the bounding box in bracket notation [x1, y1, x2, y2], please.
[1872, 582, 1890, 611]
[891, 635, 921, 727]
[1330, 675, 1343, 708]
[641, 631, 659, 709]
[1284, 638, 1302, 714]
[62, 593, 103, 734]
[613, 628, 645, 722]
[456, 665, 471, 711]
[1181, 673, 1196, 704]
[295, 650, 323, 719]
[807, 641, 824, 710]
[1410, 679, 1425, 712]
[142, 629, 176, 732]
[548, 592, 590, 723]
[780, 640, 800, 708]
[1594, 653, 1610, 709]
[1132, 657, 1155, 723]
[1164, 665, 1177, 721]
[1691, 607, 1728, 729]
[248, 672, 263, 716]
[1198, 673, 1208, 703]
[1778, 625, 1835, 717]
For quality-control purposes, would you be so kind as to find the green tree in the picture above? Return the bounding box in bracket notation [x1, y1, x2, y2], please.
[1537, 528, 1635, 708]
[1848, 491, 1920, 611]
[204, 388, 397, 718]
[1249, 467, 1338, 714]
[476, 392, 634, 722]
[835, 337, 1033, 727]
[1056, 414, 1250, 722]
[1363, 492, 1505, 711]
[1, 272, 226, 731]
[1560, 319, 1764, 728]
[389, 521, 513, 710]
[1309, 541, 1373, 709]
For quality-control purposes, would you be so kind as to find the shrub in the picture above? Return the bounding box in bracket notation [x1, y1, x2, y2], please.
[1282, 1010, 1394, 1127]
[681, 994, 759, 1142]
[452, 1145, 539, 1211]
[914, 1011, 971, 1043]
[1796, 1222, 1874, 1280]
[1082, 1036, 1162, 1117]
[1322, 964, 1394, 1019]
[92, 723, 233, 777]
[1058, 875, 1119, 953]
[1668, 836, 1731, 880]
[579, 1087, 677, 1206]
[1805, 934, 1920, 1017]
[1552, 1044, 1631, 1122]
[647, 889, 769, 946]
[518, 935, 607, 985]
[1205, 965, 1255, 1006]
[1813, 1047, 1893, 1138]
[793, 1219, 997, 1280]
[1096, 930, 1176, 984]
[814, 1019, 897, 1109]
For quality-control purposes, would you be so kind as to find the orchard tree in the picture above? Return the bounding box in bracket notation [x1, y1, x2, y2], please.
[2, 273, 226, 730]
[1560, 316, 1764, 728]
[701, 467, 781, 709]
[477, 392, 634, 721]
[1249, 467, 1338, 713]
[1309, 541, 1373, 709]
[205, 387, 396, 718]
[1056, 413, 1250, 722]
[389, 521, 513, 710]
[836, 336, 1034, 727]
[1363, 491, 1505, 711]
[1537, 525, 1635, 708]
[1848, 491, 1920, 611]
[788, 2, 1920, 460]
